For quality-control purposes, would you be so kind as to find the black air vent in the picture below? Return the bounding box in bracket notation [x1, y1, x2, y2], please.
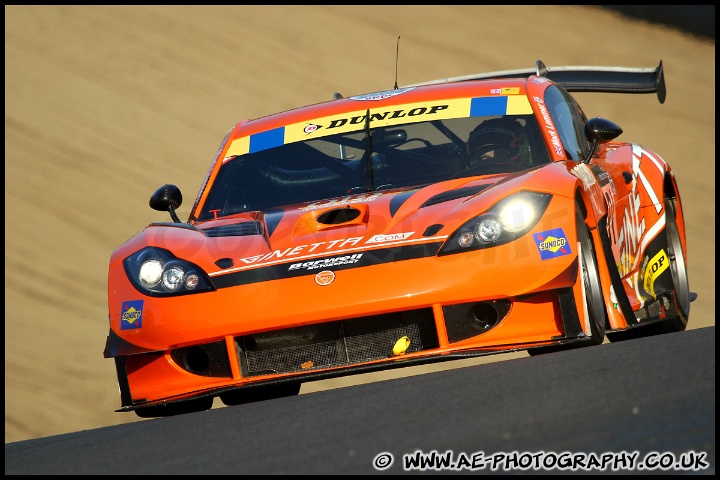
[420, 185, 490, 208]
[423, 224, 444, 236]
[316, 207, 361, 225]
[202, 222, 262, 237]
[215, 258, 234, 269]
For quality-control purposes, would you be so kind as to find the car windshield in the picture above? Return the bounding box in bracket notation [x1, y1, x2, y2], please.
[197, 114, 551, 220]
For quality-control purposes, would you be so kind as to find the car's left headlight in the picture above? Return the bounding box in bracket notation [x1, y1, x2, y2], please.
[123, 247, 215, 296]
[439, 191, 552, 255]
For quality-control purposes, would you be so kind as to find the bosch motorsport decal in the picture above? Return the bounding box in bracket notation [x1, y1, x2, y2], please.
[533, 228, 572, 260]
[121, 300, 144, 330]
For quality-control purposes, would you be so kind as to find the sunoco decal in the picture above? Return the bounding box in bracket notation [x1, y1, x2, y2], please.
[641, 249, 668, 298]
[533, 228, 572, 260]
[223, 96, 533, 159]
[120, 300, 144, 330]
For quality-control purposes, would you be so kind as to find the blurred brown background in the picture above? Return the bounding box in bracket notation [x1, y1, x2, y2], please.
[5, 6, 714, 443]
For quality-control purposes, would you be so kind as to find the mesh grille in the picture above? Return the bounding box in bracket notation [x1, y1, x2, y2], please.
[237, 309, 439, 376]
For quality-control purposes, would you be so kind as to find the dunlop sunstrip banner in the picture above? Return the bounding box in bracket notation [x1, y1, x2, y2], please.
[224, 95, 533, 160]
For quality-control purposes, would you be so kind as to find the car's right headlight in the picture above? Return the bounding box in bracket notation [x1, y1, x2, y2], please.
[123, 247, 215, 296]
[438, 191, 552, 256]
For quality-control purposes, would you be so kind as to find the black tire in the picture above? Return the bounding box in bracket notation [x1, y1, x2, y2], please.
[529, 207, 606, 355]
[606, 196, 690, 341]
[134, 396, 214, 418]
[220, 382, 301, 406]
[576, 208, 607, 345]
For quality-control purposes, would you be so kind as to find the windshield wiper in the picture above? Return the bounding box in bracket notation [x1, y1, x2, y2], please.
[362, 109, 374, 192]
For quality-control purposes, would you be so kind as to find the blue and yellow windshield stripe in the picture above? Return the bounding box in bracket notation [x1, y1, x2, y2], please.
[224, 94, 532, 160]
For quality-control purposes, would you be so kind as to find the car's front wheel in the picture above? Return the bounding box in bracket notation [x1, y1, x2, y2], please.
[528, 207, 606, 355]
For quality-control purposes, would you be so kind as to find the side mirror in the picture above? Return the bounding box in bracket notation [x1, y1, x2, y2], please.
[582, 117, 623, 163]
[149, 184, 183, 223]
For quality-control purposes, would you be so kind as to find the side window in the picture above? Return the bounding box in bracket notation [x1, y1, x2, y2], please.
[544, 85, 590, 161]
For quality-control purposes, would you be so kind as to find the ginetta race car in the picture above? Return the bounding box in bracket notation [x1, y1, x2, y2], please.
[105, 60, 695, 417]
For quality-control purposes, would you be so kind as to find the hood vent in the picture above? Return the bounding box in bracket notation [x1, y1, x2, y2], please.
[420, 184, 490, 208]
[202, 222, 261, 237]
[316, 207, 362, 225]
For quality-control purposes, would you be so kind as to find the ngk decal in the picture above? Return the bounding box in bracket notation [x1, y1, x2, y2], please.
[532, 96, 564, 158]
[301, 192, 382, 211]
[366, 232, 414, 243]
[289, 253, 364, 271]
[239, 237, 364, 265]
[608, 146, 665, 277]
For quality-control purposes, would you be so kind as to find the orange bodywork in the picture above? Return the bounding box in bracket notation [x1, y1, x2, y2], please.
[105, 63, 688, 412]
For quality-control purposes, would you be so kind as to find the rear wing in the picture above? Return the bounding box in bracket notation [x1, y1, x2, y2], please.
[403, 60, 666, 104]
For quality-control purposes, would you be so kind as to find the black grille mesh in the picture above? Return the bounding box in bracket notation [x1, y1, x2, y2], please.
[237, 309, 439, 376]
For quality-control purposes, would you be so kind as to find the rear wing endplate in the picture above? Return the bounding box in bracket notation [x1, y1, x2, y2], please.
[404, 60, 666, 104]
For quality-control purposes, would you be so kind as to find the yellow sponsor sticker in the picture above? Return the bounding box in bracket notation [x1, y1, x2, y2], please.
[642, 249, 669, 298]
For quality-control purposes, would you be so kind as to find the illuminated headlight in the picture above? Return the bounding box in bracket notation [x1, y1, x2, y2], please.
[439, 191, 552, 255]
[499, 197, 538, 232]
[123, 247, 215, 296]
[138, 259, 163, 288]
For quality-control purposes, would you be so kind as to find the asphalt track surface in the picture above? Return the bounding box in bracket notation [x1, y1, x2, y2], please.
[6, 326, 715, 474]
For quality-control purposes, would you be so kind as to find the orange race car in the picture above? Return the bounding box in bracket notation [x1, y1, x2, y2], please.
[104, 60, 696, 417]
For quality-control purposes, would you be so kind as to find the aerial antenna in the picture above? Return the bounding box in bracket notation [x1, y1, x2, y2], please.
[394, 36, 400, 89]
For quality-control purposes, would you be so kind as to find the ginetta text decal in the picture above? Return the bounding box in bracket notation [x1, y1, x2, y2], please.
[532, 96, 564, 158]
[240, 237, 365, 265]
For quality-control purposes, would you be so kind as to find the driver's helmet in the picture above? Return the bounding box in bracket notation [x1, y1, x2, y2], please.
[466, 117, 528, 166]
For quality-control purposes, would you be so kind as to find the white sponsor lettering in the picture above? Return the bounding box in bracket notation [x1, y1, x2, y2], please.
[288, 253, 364, 271]
[366, 232, 414, 243]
